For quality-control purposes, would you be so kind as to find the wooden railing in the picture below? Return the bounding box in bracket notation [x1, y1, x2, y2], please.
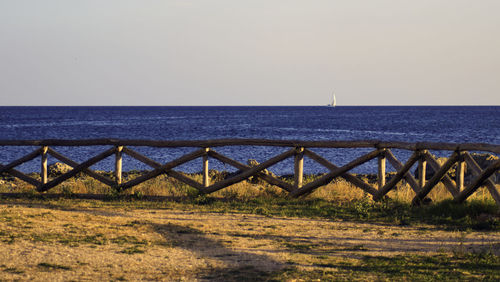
[0, 139, 499, 206]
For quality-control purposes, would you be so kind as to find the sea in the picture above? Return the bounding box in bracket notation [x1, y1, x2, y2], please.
[0, 106, 498, 175]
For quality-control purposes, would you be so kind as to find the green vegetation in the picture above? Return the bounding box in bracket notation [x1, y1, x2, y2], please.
[273, 252, 500, 281]
[37, 262, 72, 271]
[1, 191, 498, 231]
[1, 174, 499, 280]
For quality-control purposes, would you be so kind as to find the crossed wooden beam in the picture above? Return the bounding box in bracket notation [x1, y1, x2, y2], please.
[0, 143, 498, 207]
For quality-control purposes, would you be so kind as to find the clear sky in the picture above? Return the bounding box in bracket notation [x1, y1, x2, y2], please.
[1, 0, 499, 106]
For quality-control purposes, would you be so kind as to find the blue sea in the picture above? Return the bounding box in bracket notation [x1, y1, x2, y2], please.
[0, 106, 498, 175]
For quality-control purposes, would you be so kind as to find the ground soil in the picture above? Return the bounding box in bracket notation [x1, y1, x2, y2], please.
[1, 202, 499, 281]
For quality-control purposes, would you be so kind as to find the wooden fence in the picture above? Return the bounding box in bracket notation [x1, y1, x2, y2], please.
[0, 139, 499, 206]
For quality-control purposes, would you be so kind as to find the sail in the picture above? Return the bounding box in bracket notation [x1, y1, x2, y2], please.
[332, 94, 336, 107]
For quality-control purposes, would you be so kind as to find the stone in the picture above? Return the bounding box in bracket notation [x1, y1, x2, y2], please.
[48, 162, 73, 177]
[246, 159, 275, 184]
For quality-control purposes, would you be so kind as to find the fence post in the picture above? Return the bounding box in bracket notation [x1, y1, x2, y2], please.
[115, 146, 123, 185]
[418, 150, 427, 189]
[378, 149, 386, 189]
[294, 147, 304, 189]
[456, 152, 465, 192]
[41, 146, 48, 184]
[203, 148, 210, 187]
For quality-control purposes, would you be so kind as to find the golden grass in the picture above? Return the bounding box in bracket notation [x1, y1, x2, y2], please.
[1, 172, 498, 205]
[1, 202, 499, 281]
[1, 172, 499, 280]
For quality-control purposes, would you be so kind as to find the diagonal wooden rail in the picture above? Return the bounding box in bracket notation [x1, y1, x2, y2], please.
[0, 139, 498, 207]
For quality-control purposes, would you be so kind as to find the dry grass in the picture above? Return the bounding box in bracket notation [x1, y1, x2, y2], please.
[1, 172, 499, 280]
[1, 201, 499, 281]
[1, 171, 497, 205]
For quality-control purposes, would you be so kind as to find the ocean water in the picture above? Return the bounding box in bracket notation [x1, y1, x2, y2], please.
[0, 106, 498, 174]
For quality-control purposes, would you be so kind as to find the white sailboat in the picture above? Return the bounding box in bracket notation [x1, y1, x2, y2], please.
[329, 93, 336, 107]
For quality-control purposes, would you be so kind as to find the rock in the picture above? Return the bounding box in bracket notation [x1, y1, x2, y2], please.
[246, 159, 275, 184]
[0, 172, 16, 182]
[48, 162, 73, 177]
[466, 153, 499, 183]
[414, 156, 449, 180]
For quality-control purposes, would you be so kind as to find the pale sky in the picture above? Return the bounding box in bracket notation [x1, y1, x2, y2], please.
[1, 0, 499, 106]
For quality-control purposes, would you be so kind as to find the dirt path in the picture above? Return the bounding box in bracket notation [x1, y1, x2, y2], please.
[1, 203, 499, 281]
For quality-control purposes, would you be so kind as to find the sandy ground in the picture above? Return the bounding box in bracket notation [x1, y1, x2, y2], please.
[1, 202, 499, 281]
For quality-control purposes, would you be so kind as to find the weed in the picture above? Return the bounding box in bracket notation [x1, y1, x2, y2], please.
[132, 190, 144, 200]
[37, 262, 71, 271]
[344, 244, 367, 251]
[3, 267, 24, 274]
[283, 242, 318, 252]
[111, 235, 148, 246]
[253, 207, 272, 217]
[120, 246, 145, 254]
[83, 233, 108, 245]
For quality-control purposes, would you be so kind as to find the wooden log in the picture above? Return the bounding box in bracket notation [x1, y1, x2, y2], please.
[374, 151, 420, 201]
[0, 139, 498, 153]
[119, 139, 382, 149]
[418, 151, 427, 189]
[303, 149, 378, 196]
[378, 149, 386, 189]
[47, 148, 115, 187]
[455, 159, 500, 203]
[0, 164, 41, 187]
[167, 170, 205, 191]
[119, 148, 206, 190]
[38, 147, 116, 192]
[207, 150, 296, 192]
[384, 149, 420, 194]
[458, 143, 500, 154]
[463, 152, 500, 206]
[115, 146, 123, 185]
[415, 142, 459, 152]
[412, 151, 460, 205]
[122, 147, 205, 191]
[203, 148, 209, 187]
[290, 149, 383, 198]
[456, 153, 465, 192]
[377, 141, 416, 151]
[294, 147, 304, 189]
[423, 152, 459, 197]
[0, 139, 118, 147]
[122, 147, 160, 168]
[0, 148, 43, 174]
[41, 146, 48, 184]
[202, 149, 296, 194]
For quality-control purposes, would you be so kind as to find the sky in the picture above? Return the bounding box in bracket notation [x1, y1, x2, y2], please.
[1, 0, 499, 106]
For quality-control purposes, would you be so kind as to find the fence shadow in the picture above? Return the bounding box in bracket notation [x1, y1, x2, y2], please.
[148, 222, 284, 280]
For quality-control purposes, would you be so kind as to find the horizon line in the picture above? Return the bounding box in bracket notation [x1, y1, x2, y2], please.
[0, 104, 498, 107]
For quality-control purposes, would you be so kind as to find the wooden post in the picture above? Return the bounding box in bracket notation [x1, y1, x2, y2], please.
[377, 149, 386, 189]
[294, 147, 304, 189]
[456, 152, 465, 192]
[41, 146, 48, 184]
[203, 148, 210, 187]
[418, 150, 427, 189]
[412, 151, 460, 205]
[115, 146, 123, 185]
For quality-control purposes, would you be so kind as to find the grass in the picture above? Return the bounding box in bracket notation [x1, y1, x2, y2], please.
[37, 262, 72, 271]
[275, 251, 500, 281]
[120, 246, 146, 254]
[0, 172, 499, 280]
[1, 172, 499, 231]
[1, 198, 498, 280]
